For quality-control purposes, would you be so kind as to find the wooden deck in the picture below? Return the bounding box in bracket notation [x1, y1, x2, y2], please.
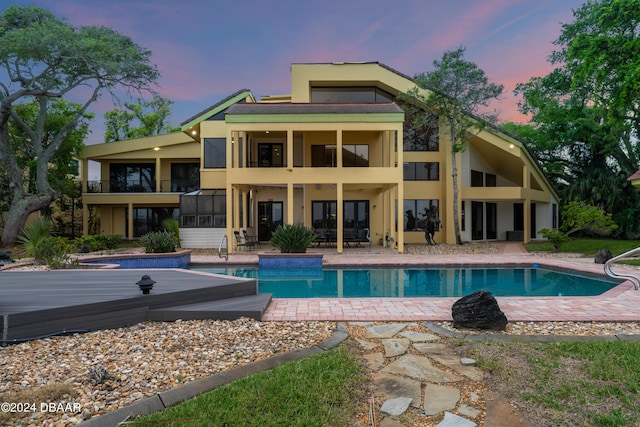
[0, 269, 271, 342]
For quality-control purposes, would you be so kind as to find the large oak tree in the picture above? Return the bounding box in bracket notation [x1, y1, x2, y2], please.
[0, 5, 160, 246]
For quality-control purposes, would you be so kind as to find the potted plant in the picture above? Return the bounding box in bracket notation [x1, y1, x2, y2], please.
[259, 223, 321, 269]
[269, 223, 317, 253]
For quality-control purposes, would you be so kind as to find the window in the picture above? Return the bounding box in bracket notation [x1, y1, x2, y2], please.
[109, 164, 155, 193]
[343, 145, 369, 167]
[128, 208, 178, 237]
[180, 190, 226, 228]
[486, 173, 496, 187]
[403, 199, 439, 231]
[170, 163, 200, 192]
[203, 138, 226, 168]
[402, 108, 439, 151]
[311, 86, 393, 103]
[403, 162, 439, 180]
[471, 170, 484, 187]
[311, 145, 368, 167]
[312, 201, 337, 229]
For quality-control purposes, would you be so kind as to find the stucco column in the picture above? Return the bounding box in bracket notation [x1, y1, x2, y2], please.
[523, 164, 530, 243]
[287, 130, 293, 169]
[127, 202, 134, 240]
[336, 129, 343, 167]
[81, 158, 89, 236]
[226, 182, 234, 253]
[337, 182, 343, 254]
[287, 182, 294, 225]
[395, 128, 404, 253]
[155, 157, 161, 192]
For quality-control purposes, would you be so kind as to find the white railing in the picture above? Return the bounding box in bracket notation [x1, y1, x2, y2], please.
[604, 247, 640, 290]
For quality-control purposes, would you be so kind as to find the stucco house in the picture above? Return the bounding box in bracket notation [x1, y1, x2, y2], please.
[80, 62, 559, 253]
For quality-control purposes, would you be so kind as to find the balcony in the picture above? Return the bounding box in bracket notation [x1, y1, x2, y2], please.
[85, 179, 200, 194]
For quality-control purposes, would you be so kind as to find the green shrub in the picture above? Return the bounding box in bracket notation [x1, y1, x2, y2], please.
[539, 228, 569, 253]
[37, 236, 77, 269]
[140, 230, 176, 253]
[74, 234, 122, 252]
[18, 217, 53, 258]
[162, 218, 180, 248]
[269, 223, 316, 253]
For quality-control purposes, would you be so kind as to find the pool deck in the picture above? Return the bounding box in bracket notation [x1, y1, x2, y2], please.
[193, 243, 640, 322]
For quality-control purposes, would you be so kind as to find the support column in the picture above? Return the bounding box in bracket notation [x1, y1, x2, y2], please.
[81, 158, 89, 236]
[287, 130, 293, 169]
[287, 182, 294, 225]
[155, 157, 161, 192]
[337, 182, 343, 254]
[226, 182, 234, 253]
[127, 202, 134, 240]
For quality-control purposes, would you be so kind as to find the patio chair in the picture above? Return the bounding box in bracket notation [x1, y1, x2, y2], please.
[233, 231, 248, 251]
[242, 230, 259, 250]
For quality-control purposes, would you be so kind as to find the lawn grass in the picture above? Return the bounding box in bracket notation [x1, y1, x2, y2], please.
[470, 340, 640, 427]
[525, 238, 640, 266]
[128, 345, 368, 427]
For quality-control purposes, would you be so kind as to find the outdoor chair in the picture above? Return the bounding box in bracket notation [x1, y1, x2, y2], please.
[242, 230, 259, 250]
[233, 230, 248, 251]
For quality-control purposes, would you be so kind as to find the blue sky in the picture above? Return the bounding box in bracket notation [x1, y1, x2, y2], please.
[4, 0, 586, 146]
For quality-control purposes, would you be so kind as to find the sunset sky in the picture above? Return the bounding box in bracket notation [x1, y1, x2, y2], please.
[6, 0, 586, 147]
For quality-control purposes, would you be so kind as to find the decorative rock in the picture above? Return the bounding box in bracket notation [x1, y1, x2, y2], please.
[436, 412, 477, 427]
[431, 355, 483, 381]
[461, 358, 476, 366]
[365, 323, 409, 338]
[399, 331, 440, 342]
[381, 397, 413, 416]
[451, 290, 508, 330]
[413, 343, 448, 354]
[373, 373, 422, 408]
[364, 353, 385, 370]
[381, 338, 410, 357]
[458, 403, 482, 419]
[423, 384, 460, 415]
[381, 354, 461, 383]
[594, 248, 613, 264]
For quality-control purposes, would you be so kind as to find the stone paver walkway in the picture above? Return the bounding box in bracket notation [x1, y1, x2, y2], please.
[352, 321, 533, 427]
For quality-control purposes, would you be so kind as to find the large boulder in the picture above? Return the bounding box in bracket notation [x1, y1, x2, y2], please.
[452, 290, 507, 331]
[594, 248, 613, 264]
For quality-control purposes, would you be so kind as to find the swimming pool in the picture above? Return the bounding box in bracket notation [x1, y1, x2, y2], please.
[188, 265, 620, 298]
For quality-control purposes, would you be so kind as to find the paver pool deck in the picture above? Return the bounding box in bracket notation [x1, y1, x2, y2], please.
[192, 242, 640, 323]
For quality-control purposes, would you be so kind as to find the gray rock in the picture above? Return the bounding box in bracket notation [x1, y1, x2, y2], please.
[357, 339, 379, 351]
[431, 354, 483, 381]
[423, 384, 460, 415]
[399, 331, 440, 341]
[594, 248, 613, 264]
[413, 343, 448, 354]
[436, 412, 477, 427]
[451, 290, 507, 330]
[365, 323, 410, 338]
[364, 352, 385, 370]
[458, 403, 482, 419]
[381, 354, 461, 383]
[373, 373, 422, 408]
[381, 338, 410, 357]
[381, 397, 413, 416]
[460, 358, 476, 366]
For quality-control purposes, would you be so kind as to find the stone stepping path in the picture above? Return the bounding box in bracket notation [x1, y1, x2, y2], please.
[351, 322, 485, 426]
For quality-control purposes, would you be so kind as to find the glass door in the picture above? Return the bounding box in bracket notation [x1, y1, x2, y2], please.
[258, 201, 283, 241]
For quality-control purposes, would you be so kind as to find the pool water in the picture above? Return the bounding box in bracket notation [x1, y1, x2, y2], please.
[188, 265, 620, 298]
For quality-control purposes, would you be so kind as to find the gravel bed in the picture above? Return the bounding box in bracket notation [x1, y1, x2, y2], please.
[436, 321, 640, 336]
[0, 319, 334, 427]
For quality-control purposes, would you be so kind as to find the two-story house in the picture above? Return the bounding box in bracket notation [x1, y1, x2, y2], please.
[80, 62, 559, 253]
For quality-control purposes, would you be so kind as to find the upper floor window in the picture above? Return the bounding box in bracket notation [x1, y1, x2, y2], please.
[204, 138, 226, 168]
[311, 86, 393, 103]
[109, 163, 155, 193]
[471, 170, 496, 187]
[400, 102, 439, 151]
[311, 144, 369, 167]
[404, 162, 439, 181]
[170, 163, 200, 192]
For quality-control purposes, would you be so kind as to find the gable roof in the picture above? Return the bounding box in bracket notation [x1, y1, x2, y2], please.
[180, 89, 254, 131]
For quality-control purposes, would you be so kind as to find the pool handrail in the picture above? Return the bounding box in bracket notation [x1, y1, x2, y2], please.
[604, 247, 640, 290]
[218, 234, 228, 261]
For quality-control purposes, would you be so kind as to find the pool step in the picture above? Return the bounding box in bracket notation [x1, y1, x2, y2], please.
[149, 294, 273, 322]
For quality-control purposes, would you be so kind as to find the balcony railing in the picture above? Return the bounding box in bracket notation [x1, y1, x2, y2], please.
[85, 179, 199, 193]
